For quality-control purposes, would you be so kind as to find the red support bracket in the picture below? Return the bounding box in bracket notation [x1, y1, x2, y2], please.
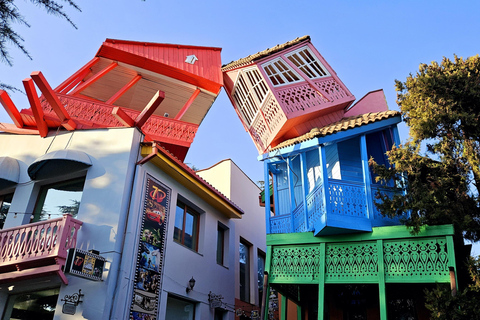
[31, 71, 77, 131]
[106, 74, 142, 105]
[0, 90, 23, 128]
[70, 62, 118, 96]
[174, 88, 200, 121]
[23, 78, 49, 137]
[112, 106, 135, 127]
[135, 91, 165, 128]
[55, 57, 100, 93]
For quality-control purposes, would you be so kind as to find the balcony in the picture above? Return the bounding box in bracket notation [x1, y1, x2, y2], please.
[0, 214, 82, 284]
[268, 180, 403, 236]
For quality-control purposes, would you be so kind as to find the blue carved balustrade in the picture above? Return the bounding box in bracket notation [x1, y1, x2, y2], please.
[266, 178, 402, 235]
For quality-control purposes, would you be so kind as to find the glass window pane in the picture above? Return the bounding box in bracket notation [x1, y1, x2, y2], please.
[0, 193, 13, 229]
[165, 295, 195, 320]
[239, 241, 250, 302]
[33, 177, 84, 222]
[5, 288, 59, 320]
[174, 203, 185, 243]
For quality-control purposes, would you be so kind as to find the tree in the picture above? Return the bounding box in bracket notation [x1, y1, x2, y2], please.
[371, 55, 480, 242]
[0, 0, 80, 91]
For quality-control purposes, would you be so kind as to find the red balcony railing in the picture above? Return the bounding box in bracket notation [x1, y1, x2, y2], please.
[39, 93, 199, 147]
[0, 214, 82, 284]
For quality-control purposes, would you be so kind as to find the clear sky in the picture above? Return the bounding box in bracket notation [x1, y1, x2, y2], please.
[1, 0, 479, 188]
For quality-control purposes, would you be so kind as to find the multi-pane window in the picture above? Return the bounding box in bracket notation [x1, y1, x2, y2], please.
[174, 201, 199, 251]
[262, 58, 301, 87]
[232, 68, 269, 126]
[285, 46, 329, 79]
[33, 177, 85, 222]
[0, 193, 13, 229]
[239, 240, 251, 302]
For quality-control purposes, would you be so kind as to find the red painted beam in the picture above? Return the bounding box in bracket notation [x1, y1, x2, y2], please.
[55, 57, 100, 93]
[112, 106, 135, 127]
[70, 62, 118, 95]
[23, 78, 49, 137]
[135, 91, 165, 128]
[57, 68, 91, 95]
[106, 74, 142, 105]
[0, 90, 23, 128]
[174, 88, 200, 121]
[30, 71, 69, 121]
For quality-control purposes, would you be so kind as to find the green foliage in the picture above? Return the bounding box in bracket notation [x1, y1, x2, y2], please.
[425, 257, 480, 320]
[0, 0, 80, 66]
[371, 55, 480, 241]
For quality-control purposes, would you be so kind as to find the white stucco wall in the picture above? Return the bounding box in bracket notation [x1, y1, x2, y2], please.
[0, 127, 142, 320]
[197, 160, 266, 306]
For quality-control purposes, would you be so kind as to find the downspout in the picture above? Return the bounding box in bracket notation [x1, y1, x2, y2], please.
[106, 129, 143, 319]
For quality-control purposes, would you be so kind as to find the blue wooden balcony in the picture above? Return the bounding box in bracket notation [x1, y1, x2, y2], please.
[268, 179, 402, 236]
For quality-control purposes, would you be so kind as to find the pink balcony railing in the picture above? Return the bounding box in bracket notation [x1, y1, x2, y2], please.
[0, 214, 82, 284]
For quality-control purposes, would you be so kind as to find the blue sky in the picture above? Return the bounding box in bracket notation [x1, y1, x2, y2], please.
[1, 0, 479, 187]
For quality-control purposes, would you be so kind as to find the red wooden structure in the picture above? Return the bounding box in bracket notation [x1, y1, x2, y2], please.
[222, 36, 356, 153]
[0, 39, 223, 161]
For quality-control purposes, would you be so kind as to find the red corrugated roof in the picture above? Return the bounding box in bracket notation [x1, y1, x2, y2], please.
[98, 39, 223, 89]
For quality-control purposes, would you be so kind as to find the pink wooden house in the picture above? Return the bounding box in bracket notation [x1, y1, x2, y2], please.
[222, 36, 356, 153]
[0, 39, 223, 161]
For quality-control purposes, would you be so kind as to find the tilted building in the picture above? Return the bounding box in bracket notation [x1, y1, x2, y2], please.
[0, 39, 265, 320]
[222, 36, 463, 320]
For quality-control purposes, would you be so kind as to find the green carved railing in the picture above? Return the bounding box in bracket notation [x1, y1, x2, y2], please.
[267, 225, 455, 285]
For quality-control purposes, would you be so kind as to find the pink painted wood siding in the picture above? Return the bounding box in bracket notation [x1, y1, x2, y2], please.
[101, 39, 223, 86]
[0, 214, 82, 283]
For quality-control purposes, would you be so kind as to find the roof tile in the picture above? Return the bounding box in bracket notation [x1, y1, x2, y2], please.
[271, 110, 401, 151]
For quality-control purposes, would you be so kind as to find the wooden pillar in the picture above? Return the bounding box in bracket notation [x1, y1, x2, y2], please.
[300, 152, 309, 230]
[360, 135, 374, 220]
[318, 242, 326, 320]
[377, 239, 387, 320]
[264, 162, 272, 234]
[446, 235, 458, 294]
[281, 294, 287, 320]
[319, 146, 330, 220]
[287, 157, 295, 233]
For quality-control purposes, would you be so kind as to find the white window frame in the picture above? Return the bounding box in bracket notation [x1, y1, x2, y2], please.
[232, 67, 269, 126]
[261, 57, 303, 87]
[285, 46, 330, 79]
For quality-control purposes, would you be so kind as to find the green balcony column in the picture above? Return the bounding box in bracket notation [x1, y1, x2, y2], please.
[281, 294, 287, 320]
[318, 242, 326, 320]
[377, 239, 387, 320]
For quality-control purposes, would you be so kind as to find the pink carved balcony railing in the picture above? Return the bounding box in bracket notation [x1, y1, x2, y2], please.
[40, 93, 199, 147]
[0, 214, 82, 284]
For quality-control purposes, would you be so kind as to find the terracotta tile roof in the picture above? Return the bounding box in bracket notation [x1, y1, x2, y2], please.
[271, 110, 401, 151]
[140, 142, 244, 216]
[222, 35, 310, 71]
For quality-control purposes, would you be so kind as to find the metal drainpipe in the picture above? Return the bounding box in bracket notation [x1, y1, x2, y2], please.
[106, 129, 144, 319]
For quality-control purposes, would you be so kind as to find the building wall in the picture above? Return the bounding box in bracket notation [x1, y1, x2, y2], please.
[198, 159, 267, 314]
[0, 127, 141, 319]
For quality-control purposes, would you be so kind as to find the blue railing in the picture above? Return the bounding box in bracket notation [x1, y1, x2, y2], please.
[268, 180, 402, 234]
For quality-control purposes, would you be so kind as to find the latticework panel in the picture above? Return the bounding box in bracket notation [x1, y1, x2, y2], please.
[293, 202, 306, 232]
[41, 94, 199, 143]
[270, 245, 321, 282]
[269, 215, 291, 234]
[249, 114, 269, 151]
[314, 78, 348, 100]
[306, 183, 325, 229]
[262, 93, 287, 135]
[383, 238, 450, 282]
[325, 242, 378, 283]
[276, 84, 328, 115]
[328, 181, 368, 217]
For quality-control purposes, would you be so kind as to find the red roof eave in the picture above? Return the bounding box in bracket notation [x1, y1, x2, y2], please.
[96, 45, 223, 94]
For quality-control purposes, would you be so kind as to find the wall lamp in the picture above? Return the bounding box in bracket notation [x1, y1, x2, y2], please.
[186, 277, 196, 293]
